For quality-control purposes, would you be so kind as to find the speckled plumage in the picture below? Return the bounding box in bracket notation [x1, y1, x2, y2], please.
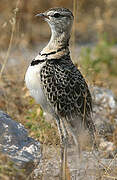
[25, 7, 96, 152]
[25, 8, 96, 178]
[40, 54, 94, 131]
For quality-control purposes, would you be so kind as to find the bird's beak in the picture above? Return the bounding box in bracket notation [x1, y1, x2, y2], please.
[35, 13, 49, 19]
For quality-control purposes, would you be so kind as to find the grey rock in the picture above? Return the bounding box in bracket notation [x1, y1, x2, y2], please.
[90, 86, 117, 138]
[91, 86, 117, 111]
[0, 110, 41, 169]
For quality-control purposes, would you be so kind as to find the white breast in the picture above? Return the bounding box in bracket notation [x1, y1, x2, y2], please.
[25, 61, 47, 109]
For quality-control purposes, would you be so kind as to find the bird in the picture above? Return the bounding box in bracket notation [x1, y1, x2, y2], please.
[25, 7, 96, 179]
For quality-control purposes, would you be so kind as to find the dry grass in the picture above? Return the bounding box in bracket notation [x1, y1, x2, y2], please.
[0, 0, 117, 179]
[0, 0, 20, 78]
[0, 0, 117, 49]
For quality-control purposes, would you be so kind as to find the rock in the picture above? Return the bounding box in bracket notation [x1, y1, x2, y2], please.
[90, 86, 117, 138]
[0, 110, 41, 170]
[91, 86, 117, 111]
[99, 138, 115, 151]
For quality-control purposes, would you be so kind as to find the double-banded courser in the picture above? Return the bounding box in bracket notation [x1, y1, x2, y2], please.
[25, 7, 96, 179]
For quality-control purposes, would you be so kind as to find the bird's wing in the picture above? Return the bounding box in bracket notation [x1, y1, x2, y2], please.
[40, 55, 95, 134]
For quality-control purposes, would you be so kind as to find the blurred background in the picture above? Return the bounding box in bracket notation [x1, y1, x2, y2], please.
[0, 0, 117, 146]
[0, 1, 117, 178]
[1, 0, 117, 48]
[0, 0, 117, 89]
[0, 0, 117, 144]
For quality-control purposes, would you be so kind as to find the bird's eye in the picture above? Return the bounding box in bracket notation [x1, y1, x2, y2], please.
[53, 13, 60, 18]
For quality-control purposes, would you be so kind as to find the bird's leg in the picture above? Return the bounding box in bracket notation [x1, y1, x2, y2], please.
[60, 137, 68, 180]
[53, 114, 64, 179]
[60, 118, 69, 180]
[60, 139, 64, 180]
[54, 114, 68, 180]
[64, 117, 81, 156]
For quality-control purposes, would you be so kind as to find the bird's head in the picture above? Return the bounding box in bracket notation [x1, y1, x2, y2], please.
[36, 8, 74, 35]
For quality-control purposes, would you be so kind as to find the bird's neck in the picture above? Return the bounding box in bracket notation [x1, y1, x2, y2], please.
[41, 28, 70, 55]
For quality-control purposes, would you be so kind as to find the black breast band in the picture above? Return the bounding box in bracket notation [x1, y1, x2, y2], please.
[30, 45, 69, 66]
[31, 59, 45, 66]
[39, 45, 68, 56]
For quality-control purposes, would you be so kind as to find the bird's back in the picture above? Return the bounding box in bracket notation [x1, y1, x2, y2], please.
[40, 54, 95, 135]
